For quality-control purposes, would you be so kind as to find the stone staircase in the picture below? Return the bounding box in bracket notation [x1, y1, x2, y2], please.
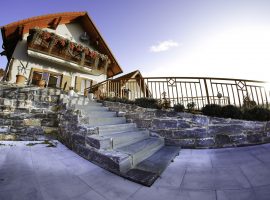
[60, 97, 181, 186]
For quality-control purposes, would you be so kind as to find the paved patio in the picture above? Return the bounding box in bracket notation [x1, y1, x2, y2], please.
[1, 141, 270, 200]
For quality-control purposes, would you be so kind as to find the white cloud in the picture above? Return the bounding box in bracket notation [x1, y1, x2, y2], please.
[150, 40, 180, 52]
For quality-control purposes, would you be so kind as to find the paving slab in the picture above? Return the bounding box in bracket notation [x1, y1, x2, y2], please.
[1, 141, 270, 200]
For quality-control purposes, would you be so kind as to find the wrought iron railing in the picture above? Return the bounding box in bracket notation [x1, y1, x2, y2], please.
[86, 77, 269, 110]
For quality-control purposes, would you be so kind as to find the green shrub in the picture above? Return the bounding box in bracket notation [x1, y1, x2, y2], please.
[243, 107, 270, 121]
[103, 97, 134, 104]
[134, 98, 161, 109]
[187, 102, 196, 112]
[220, 105, 242, 119]
[201, 104, 222, 117]
[174, 104, 185, 112]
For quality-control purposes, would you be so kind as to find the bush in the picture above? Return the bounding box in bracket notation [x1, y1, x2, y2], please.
[201, 104, 222, 117]
[220, 105, 242, 119]
[134, 98, 161, 109]
[174, 104, 185, 112]
[187, 102, 196, 112]
[243, 107, 270, 121]
[103, 97, 134, 104]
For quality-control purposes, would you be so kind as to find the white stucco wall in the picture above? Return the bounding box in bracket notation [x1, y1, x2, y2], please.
[7, 23, 106, 89]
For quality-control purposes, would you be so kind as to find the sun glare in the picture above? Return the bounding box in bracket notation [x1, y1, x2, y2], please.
[147, 26, 270, 82]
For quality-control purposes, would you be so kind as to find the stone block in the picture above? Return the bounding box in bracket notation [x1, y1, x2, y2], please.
[209, 117, 230, 124]
[85, 135, 111, 149]
[0, 98, 13, 106]
[196, 137, 215, 148]
[229, 134, 247, 145]
[191, 115, 209, 126]
[177, 119, 192, 128]
[42, 127, 58, 135]
[165, 138, 196, 148]
[0, 134, 16, 140]
[41, 119, 58, 127]
[25, 127, 44, 136]
[215, 134, 230, 147]
[208, 124, 244, 136]
[72, 133, 85, 145]
[0, 119, 11, 126]
[23, 119, 41, 126]
[0, 126, 9, 133]
[12, 120, 24, 126]
[134, 118, 152, 128]
[246, 131, 263, 143]
[266, 121, 270, 131]
[87, 127, 98, 135]
[152, 118, 177, 129]
[173, 127, 207, 139]
[153, 129, 174, 138]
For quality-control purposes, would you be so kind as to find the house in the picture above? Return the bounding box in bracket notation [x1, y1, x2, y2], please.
[0, 12, 123, 94]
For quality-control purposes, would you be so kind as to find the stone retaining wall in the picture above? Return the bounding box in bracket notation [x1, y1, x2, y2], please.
[102, 101, 270, 148]
[0, 85, 62, 140]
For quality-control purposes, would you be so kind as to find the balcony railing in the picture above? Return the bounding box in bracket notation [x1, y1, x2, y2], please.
[27, 28, 110, 71]
[86, 77, 270, 110]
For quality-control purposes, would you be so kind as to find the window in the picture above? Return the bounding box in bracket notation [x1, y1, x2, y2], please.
[30, 69, 62, 88]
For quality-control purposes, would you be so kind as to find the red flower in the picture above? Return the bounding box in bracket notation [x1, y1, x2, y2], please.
[75, 44, 83, 52]
[41, 31, 51, 41]
[90, 51, 97, 59]
[69, 42, 75, 50]
[58, 39, 66, 47]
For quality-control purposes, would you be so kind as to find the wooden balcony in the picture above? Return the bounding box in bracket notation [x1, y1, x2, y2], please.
[27, 28, 110, 74]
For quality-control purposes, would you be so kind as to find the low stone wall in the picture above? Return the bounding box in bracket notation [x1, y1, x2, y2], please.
[0, 85, 62, 140]
[102, 101, 270, 148]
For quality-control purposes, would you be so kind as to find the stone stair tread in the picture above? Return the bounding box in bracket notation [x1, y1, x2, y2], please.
[98, 123, 138, 135]
[116, 137, 163, 156]
[87, 117, 126, 126]
[135, 146, 181, 174]
[121, 147, 181, 187]
[87, 130, 150, 149]
[82, 111, 116, 118]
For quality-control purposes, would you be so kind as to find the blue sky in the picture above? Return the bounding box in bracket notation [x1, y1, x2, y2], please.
[1, 0, 270, 81]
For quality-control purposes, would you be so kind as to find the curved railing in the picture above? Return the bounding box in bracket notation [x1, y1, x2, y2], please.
[86, 77, 269, 110]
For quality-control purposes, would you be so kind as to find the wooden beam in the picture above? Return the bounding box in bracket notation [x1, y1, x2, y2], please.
[18, 25, 24, 40]
[50, 17, 62, 29]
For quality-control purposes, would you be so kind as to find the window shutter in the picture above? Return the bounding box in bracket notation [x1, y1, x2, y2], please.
[61, 75, 72, 91]
[75, 76, 82, 92]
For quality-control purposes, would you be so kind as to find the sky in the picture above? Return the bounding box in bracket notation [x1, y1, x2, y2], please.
[1, 0, 270, 81]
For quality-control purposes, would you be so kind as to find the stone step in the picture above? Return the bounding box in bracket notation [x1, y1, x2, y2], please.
[116, 137, 164, 167]
[86, 130, 150, 149]
[77, 105, 109, 112]
[98, 123, 138, 136]
[124, 146, 181, 186]
[82, 110, 117, 118]
[75, 102, 103, 108]
[85, 117, 126, 126]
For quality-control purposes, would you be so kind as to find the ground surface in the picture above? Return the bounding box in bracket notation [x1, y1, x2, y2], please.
[1, 141, 270, 200]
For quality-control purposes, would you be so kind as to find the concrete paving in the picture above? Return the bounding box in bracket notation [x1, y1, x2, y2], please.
[1, 141, 270, 200]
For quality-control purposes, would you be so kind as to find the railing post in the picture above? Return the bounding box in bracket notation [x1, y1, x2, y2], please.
[203, 79, 210, 105]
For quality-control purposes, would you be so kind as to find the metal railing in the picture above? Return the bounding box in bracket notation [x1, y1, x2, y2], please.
[85, 77, 269, 110]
